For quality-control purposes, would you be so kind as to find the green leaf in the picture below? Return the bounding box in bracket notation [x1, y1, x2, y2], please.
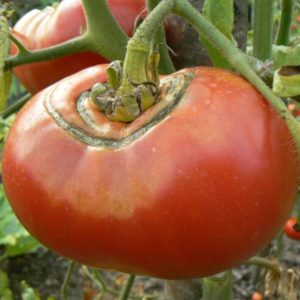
[203, 0, 234, 38]
[21, 281, 41, 300]
[0, 17, 10, 112]
[273, 66, 300, 97]
[0, 185, 41, 258]
[200, 0, 235, 69]
[272, 44, 300, 70]
[0, 271, 14, 300]
[0, 70, 12, 112]
[202, 271, 233, 300]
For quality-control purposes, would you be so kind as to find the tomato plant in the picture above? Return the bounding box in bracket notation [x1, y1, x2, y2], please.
[10, 0, 145, 94]
[284, 217, 300, 240]
[2, 65, 299, 279]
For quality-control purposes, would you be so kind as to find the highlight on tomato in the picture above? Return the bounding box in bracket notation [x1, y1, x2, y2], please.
[10, 0, 145, 94]
[284, 217, 300, 240]
[2, 64, 299, 279]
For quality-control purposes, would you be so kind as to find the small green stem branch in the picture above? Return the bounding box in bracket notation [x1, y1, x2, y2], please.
[147, 0, 175, 74]
[5, 0, 129, 70]
[275, 0, 295, 46]
[246, 257, 281, 277]
[81, 0, 128, 60]
[118, 275, 136, 300]
[253, 0, 274, 60]
[0, 93, 31, 118]
[61, 261, 76, 300]
[5, 36, 89, 70]
[173, 0, 300, 155]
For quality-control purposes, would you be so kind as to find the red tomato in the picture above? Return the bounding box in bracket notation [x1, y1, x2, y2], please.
[284, 217, 300, 240]
[251, 292, 263, 300]
[2, 66, 299, 279]
[11, 0, 145, 94]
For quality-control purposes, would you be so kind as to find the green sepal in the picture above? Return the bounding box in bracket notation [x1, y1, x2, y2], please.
[134, 84, 156, 111]
[273, 66, 300, 97]
[202, 271, 233, 300]
[200, 0, 235, 69]
[90, 83, 107, 111]
[107, 60, 123, 89]
[0, 271, 14, 300]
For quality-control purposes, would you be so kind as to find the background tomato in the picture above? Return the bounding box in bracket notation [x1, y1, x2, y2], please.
[11, 0, 145, 94]
[2, 65, 299, 279]
[284, 217, 300, 240]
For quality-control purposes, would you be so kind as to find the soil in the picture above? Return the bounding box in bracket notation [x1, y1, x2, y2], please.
[0, 235, 299, 300]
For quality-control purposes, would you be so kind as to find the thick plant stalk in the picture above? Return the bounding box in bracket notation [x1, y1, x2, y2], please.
[275, 0, 295, 45]
[253, 0, 274, 60]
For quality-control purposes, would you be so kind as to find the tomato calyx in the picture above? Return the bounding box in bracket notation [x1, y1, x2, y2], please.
[89, 51, 161, 123]
[45, 70, 194, 148]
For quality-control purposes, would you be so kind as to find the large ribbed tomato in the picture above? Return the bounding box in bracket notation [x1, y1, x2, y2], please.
[2, 65, 299, 279]
[11, 0, 145, 94]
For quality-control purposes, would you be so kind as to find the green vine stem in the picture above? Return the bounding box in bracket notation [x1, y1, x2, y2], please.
[8, 33, 27, 54]
[253, 0, 274, 60]
[118, 275, 136, 300]
[5, 0, 129, 70]
[245, 257, 281, 277]
[275, 0, 295, 46]
[0, 93, 31, 118]
[61, 261, 76, 300]
[81, 0, 128, 59]
[147, 0, 175, 74]
[5, 36, 89, 70]
[173, 0, 300, 155]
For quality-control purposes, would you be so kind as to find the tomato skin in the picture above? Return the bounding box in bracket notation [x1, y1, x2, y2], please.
[2, 66, 299, 279]
[251, 292, 263, 300]
[284, 217, 300, 240]
[11, 0, 145, 94]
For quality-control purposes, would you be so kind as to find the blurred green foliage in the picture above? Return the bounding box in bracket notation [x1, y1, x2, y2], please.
[0, 183, 41, 260]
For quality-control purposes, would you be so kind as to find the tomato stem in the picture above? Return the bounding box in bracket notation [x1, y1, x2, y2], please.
[202, 271, 233, 300]
[118, 275, 135, 300]
[61, 261, 76, 300]
[253, 0, 274, 60]
[275, 0, 295, 46]
[5, 0, 130, 70]
[5, 35, 90, 70]
[0, 93, 31, 118]
[104, 0, 174, 122]
[147, 0, 176, 74]
[82, 0, 128, 61]
[245, 257, 281, 277]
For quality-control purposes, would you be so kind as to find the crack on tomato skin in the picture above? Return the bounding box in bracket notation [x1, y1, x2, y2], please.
[44, 72, 195, 149]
